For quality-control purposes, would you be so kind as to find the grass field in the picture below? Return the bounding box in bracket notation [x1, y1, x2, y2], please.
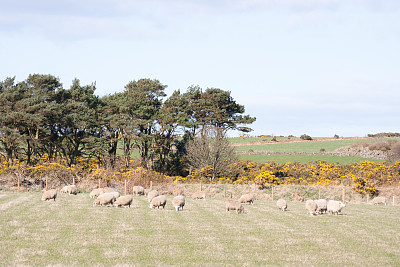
[1, 191, 400, 266]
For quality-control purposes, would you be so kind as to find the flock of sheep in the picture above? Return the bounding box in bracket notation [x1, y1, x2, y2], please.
[41, 185, 389, 215]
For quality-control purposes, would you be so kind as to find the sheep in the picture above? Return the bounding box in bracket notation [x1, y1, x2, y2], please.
[327, 200, 346, 215]
[239, 193, 255, 205]
[147, 190, 159, 202]
[104, 187, 117, 193]
[93, 193, 115, 207]
[315, 199, 327, 214]
[144, 188, 152, 196]
[192, 191, 206, 200]
[114, 195, 133, 208]
[42, 189, 57, 201]
[226, 200, 245, 214]
[65, 185, 77, 195]
[150, 195, 167, 209]
[133, 186, 145, 195]
[305, 199, 318, 216]
[276, 198, 287, 211]
[371, 196, 387, 205]
[89, 188, 105, 199]
[172, 195, 185, 211]
[60, 186, 69, 194]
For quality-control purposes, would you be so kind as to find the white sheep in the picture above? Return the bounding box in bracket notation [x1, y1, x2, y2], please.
[276, 198, 287, 211]
[239, 193, 255, 205]
[114, 195, 133, 208]
[60, 186, 69, 194]
[42, 189, 57, 201]
[147, 190, 159, 202]
[371, 196, 387, 205]
[104, 187, 117, 193]
[150, 195, 167, 209]
[172, 195, 185, 211]
[315, 199, 327, 214]
[192, 191, 206, 200]
[305, 199, 318, 216]
[133, 186, 145, 195]
[106, 191, 120, 199]
[327, 200, 346, 215]
[89, 188, 105, 199]
[93, 193, 115, 207]
[144, 188, 152, 196]
[226, 200, 245, 214]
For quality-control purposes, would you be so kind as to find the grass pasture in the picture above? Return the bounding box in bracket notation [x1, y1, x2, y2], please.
[1, 192, 400, 266]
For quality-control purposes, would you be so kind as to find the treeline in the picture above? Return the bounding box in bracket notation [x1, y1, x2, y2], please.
[0, 74, 255, 175]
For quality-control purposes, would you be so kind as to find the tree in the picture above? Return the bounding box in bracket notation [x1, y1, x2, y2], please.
[186, 126, 237, 180]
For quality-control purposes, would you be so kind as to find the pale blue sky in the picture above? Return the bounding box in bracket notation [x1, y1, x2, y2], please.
[1, 0, 399, 137]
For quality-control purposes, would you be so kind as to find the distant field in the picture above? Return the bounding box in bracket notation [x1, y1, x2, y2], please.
[237, 154, 383, 165]
[1, 192, 399, 266]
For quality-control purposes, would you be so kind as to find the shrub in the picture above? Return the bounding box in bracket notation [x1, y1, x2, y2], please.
[300, 134, 312, 141]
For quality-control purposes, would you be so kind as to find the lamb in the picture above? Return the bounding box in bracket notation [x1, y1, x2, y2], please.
[276, 198, 287, 211]
[150, 195, 167, 209]
[93, 192, 115, 207]
[147, 190, 159, 202]
[42, 189, 57, 201]
[192, 191, 206, 200]
[172, 195, 185, 211]
[327, 200, 346, 215]
[89, 188, 105, 199]
[315, 199, 327, 214]
[305, 199, 318, 215]
[371, 196, 387, 205]
[239, 193, 255, 205]
[133, 186, 145, 195]
[226, 200, 245, 214]
[114, 195, 133, 208]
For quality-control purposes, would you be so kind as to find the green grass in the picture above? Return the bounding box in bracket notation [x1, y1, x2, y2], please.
[238, 154, 384, 165]
[1, 191, 400, 266]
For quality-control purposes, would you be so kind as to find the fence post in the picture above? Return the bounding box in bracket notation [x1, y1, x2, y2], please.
[296, 188, 298, 201]
[124, 179, 127, 195]
[98, 178, 101, 189]
[200, 181, 202, 192]
[224, 183, 227, 198]
[318, 187, 321, 199]
[73, 176, 75, 185]
[342, 187, 345, 202]
[272, 186, 274, 201]
[46, 176, 48, 191]
[17, 173, 20, 192]
[150, 181, 153, 190]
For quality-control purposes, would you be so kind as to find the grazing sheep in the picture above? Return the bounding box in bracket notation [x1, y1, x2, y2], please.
[104, 187, 117, 193]
[144, 188, 152, 196]
[150, 195, 167, 209]
[327, 200, 346, 215]
[133, 186, 145, 195]
[60, 186, 69, 194]
[42, 189, 57, 201]
[172, 195, 185, 211]
[276, 198, 287, 211]
[192, 191, 206, 200]
[315, 199, 327, 214]
[66, 185, 77, 195]
[89, 188, 105, 199]
[239, 193, 255, 205]
[226, 200, 245, 214]
[305, 199, 318, 216]
[371, 196, 387, 206]
[93, 193, 115, 207]
[114, 195, 133, 208]
[147, 190, 159, 202]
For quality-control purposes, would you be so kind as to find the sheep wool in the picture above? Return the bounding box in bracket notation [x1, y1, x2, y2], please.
[315, 199, 327, 214]
[172, 195, 185, 211]
[327, 200, 346, 215]
[42, 189, 57, 201]
[239, 193, 255, 205]
[89, 188, 105, 199]
[93, 193, 115, 207]
[114, 195, 133, 208]
[150, 195, 167, 209]
[276, 198, 287, 211]
[192, 191, 206, 200]
[371, 196, 387, 205]
[226, 200, 245, 214]
[133, 186, 145, 195]
[144, 188, 152, 196]
[147, 190, 159, 202]
[305, 200, 318, 216]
